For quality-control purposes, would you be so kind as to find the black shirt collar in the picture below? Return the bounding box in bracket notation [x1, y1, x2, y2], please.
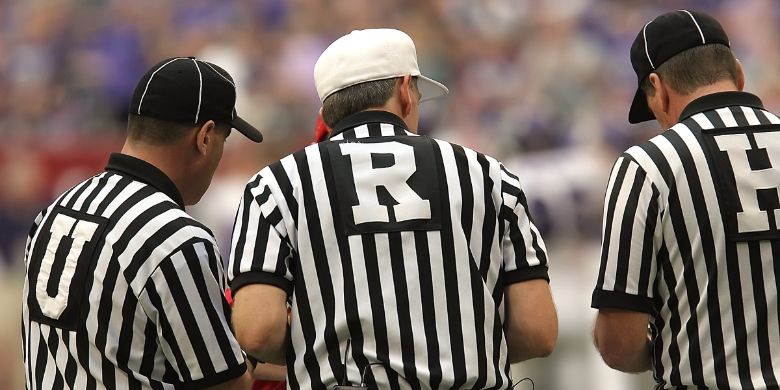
[105, 153, 185, 209]
[329, 110, 410, 139]
[679, 91, 765, 121]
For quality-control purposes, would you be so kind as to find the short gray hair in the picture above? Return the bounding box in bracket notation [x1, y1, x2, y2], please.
[321, 77, 419, 128]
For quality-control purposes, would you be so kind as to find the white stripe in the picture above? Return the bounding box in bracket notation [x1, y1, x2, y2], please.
[192, 59, 203, 123]
[173, 247, 230, 372]
[437, 141, 479, 386]
[427, 231, 454, 387]
[375, 233, 404, 379]
[692, 112, 715, 130]
[601, 161, 639, 291]
[71, 176, 100, 211]
[716, 107, 738, 127]
[380, 123, 395, 137]
[642, 21, 655, 69]
[399, 231, 430, 384]
[737, 242, 762, 388]
[762, 110, 780, 124]
[354, 124, 370, 138]
[86, 173, 118, 214]
[680, 10, 706, 44]
[741, 106, 761, 125]
[137, 58, 184, 115]
[304, 145, 351, 378]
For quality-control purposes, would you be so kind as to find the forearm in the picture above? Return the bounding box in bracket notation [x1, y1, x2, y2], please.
[252, 362, 286, 381]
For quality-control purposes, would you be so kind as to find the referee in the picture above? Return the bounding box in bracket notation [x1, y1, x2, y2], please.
[228, 28, 557, 389]
[22, 57, 262, 389]
[592, 10, 780, 389]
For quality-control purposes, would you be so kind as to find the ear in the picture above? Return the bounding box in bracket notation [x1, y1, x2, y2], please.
[195, 120, 217, 156]
[735, 58, 746, 91]
[647, 73, 670, 116]
[397, 75, 414, 117]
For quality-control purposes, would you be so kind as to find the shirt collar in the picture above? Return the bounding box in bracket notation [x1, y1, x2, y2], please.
[105, 153, 185, 209]
[679, 91, 765, 121]
[329, 110, 410, 139]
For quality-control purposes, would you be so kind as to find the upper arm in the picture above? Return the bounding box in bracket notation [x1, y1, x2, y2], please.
[139, 239, 248, 387]
[231, 283, 288, 363]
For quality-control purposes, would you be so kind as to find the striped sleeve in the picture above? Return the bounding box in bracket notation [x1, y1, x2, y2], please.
[592, 155, 660, 313]
[138, 239, 247, 388]
[228, 171, 294, 296]
[498, 163, 550, 284]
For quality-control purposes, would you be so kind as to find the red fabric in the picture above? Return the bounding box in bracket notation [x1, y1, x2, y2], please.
[314, 113, 330, 142]
[253, 380, 286, 390]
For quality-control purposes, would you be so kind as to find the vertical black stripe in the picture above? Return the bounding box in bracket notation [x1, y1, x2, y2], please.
[287, 228, 324, 387]
[476, 153, 498, 281]
[138, 318, 159, 380]
[413, 231, 442, 388]
[646, 138, 705, 385]
[320, 142, 370, 384]
[80, 174, 109, 212]
[144, 281, 191, 381]
[596, 159, 630, 289]
[685, 119, 732, 388]
[432, 141, 467, 388]
[184, 243, 241, 367]
[269, 163, 299, 228]
[360, 234, 399, 388]
[387, 232, 420, 389]
[747, 242, 778, 386]
[724, 240, 754, 389]
[294, 151, 344, 385]
[614, 168, 647, 292]
[93, 175, 133, 216]
[657, 245, 683, 385]
[636, 185, 659, 296]
[452, 145, 487, 388]
[62, 178, 94, 210]
[230, 175, 262, 278]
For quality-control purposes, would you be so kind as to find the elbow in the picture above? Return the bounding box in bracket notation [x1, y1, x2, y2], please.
[595, 338, 646, 373]
[236, 325, 274, 358]
[506, 319, 558, 362]
[234, 316, 286, 362]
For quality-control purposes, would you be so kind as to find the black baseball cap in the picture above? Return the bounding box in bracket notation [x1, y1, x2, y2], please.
[130, 57, 263, 142]
[628, 10, 730, 124]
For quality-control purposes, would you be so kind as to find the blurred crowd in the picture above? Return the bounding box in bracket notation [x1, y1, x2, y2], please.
[0, 0, 779, 388]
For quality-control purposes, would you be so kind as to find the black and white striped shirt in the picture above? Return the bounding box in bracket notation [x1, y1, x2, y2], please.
[592, 92, 780, 389]
[22, 153, 247, 390]
[229, 110, 550, 389]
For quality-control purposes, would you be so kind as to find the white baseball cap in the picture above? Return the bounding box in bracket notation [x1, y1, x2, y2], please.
[314, 28, 449, 103]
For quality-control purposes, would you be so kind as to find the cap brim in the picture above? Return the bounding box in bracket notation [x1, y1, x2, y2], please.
[628, 87, 655, 124]
[417, 75, 449, 102]
[232, 115, 263, 142]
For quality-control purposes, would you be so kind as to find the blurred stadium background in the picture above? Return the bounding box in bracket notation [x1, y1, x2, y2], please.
[1, 0, 778, 389]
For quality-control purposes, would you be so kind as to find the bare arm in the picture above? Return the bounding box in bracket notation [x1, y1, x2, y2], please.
[593, 308, 651, 372]
[232, 284, 289, 365]
[504, 279, 558, 362]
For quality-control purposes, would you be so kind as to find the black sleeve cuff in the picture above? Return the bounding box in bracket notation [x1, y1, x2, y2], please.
[591, 289, 654, 314]
[231, 271, 293, 296]
[504, 264, 550, 285]
[188, 362, 247, 389]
